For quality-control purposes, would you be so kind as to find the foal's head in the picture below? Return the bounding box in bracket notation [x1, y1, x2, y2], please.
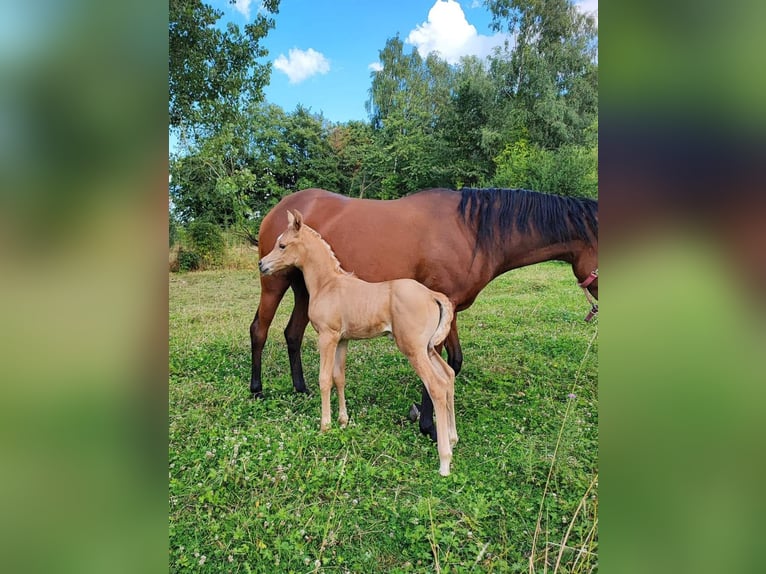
[258, 209, 308, 275]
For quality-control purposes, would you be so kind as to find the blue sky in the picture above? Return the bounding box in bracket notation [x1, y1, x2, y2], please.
[205, 1, 573, 124]
[204, 0, 597, 124]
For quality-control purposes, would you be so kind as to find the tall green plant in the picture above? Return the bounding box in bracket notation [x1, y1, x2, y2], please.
[186, 221, 225, 268]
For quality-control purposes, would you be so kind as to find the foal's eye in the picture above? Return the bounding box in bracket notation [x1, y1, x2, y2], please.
[279, 243, 286, 250]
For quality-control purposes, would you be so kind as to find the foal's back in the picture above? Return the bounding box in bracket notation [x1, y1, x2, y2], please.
[310, 274, 442, 345]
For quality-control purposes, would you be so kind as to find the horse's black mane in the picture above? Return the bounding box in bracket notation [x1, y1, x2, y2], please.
[457, 188, 598, 253]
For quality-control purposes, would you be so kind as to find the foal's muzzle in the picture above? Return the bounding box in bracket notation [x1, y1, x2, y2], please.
[258, 260, 268, 274]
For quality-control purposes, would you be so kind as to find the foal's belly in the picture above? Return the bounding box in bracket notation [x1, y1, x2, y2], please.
[341, 319, 392, 340]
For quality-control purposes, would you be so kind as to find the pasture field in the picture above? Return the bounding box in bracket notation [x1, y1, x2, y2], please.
[169, 262, 598, 573]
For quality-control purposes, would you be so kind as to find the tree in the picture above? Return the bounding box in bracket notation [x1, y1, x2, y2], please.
[366, 37, 455, 196]
[169, 0, 280, 131]
[327, 121, 377, 197]
[485, 0, 598, 150]
[436, 56, 497, 187]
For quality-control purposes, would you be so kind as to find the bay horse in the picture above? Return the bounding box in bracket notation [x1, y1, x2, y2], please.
[250, 187, 598, 441]
[259, 209, 458, 476]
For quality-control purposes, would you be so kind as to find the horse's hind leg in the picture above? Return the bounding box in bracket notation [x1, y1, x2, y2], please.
[444, 319, 464, 376]
[250, 274, 290, 398]
[285, 275, 310, 393]
[333, 340, 349, 427]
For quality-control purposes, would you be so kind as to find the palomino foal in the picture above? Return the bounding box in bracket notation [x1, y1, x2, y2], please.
[259, 209, 458, 476]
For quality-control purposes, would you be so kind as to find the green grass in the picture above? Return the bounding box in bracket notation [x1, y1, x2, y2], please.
[169, 262, 598, 572]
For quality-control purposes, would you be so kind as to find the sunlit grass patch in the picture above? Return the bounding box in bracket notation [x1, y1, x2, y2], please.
[170, 262, 597, 572]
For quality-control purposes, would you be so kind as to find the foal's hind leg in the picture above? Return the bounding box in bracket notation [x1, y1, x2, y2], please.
[430, 350, 458, 447]
[333, 340, 349, 427]
[250, 274, 290, 398]
[402, 347, 453, 476]
[419, 319, 462, 440]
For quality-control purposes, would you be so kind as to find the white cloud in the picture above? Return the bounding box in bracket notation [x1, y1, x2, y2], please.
[576, 0, 598, 25]
[406, 0, 508, 64]
[273, 48, 331, 84]
[368, 62, 384, 72]
[233, 0, 252, 20]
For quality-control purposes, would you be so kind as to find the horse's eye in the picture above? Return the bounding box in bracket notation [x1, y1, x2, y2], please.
[279, 243, 286, 250]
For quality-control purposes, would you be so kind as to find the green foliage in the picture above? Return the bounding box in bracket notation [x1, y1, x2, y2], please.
[493, 139, 597, 198]
[169, 0, 598, 227]
[169, 215, 179, 248]
[170, 264, 598, 572]
[187, 221, 225, 268]
[486, 0, 598, 150]
[169, 0, 280, 129]
[176, 247, 201, 272]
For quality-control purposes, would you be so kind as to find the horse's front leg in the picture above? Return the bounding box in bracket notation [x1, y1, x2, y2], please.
[285, 275, 311, 394]
[250, 275, 290, 398]
[419, 319, 461, 441]
[317, 332, 339, 432]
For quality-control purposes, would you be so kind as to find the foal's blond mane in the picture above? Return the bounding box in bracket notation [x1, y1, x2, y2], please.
[302, 224, 355, 277]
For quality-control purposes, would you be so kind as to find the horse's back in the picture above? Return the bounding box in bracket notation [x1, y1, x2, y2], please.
[260, 189, 464, 279]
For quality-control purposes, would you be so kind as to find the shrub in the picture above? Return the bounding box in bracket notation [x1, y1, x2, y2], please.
[492, 140, 598, 199]
[176, 247, 201, 272]
[187, 221, 225, 268]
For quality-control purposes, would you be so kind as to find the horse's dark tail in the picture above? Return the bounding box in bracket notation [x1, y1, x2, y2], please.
[429, 292, 454, 350]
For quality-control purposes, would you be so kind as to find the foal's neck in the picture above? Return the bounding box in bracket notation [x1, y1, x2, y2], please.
[299, 231, 348, 294]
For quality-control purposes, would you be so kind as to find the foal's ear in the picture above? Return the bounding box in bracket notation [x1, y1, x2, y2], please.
[286, 209, 303, 231]
[290, 209, 304, 231]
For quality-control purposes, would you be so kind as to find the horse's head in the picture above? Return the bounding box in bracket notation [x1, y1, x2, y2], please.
[258, 209, 306, 275]
[574, 243, 598, 299]
[574, 243, 598, 321]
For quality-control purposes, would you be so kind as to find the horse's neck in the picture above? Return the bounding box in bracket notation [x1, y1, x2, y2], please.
[493, 238, 582, 276]
[299, 236, 345, 294]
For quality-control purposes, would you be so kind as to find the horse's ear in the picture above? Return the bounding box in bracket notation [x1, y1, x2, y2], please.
[291, 209, 304, 231]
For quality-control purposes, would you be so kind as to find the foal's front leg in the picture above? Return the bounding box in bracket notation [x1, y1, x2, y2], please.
[333, 340, 349, 427]
[317, 332, 339, 431]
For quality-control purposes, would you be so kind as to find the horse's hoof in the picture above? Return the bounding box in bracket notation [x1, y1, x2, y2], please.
[408, 403, 420, 422]
[250, 391, 264, 400]
[419, 424, 437, 443]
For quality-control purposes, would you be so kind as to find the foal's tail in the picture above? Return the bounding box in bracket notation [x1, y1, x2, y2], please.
[429, 292, 454, 350]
